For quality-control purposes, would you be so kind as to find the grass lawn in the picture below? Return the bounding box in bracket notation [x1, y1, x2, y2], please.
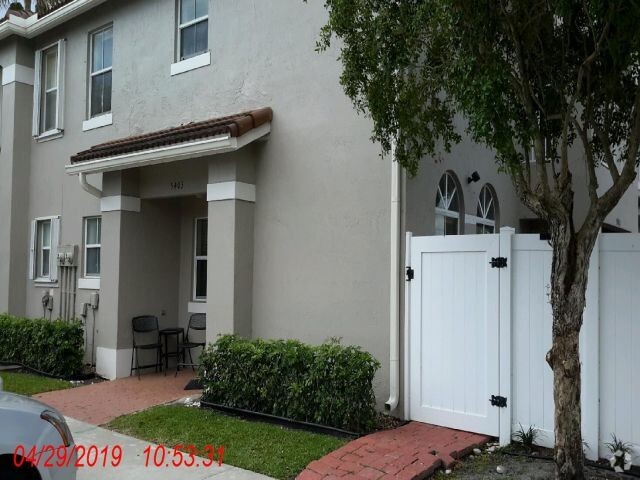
[107, 405, 347, 479]
[0, 371, 72, 396]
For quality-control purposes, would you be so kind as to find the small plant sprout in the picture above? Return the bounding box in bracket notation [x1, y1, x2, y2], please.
[605, 434, 633, 473]
[512, 424, 539, 451]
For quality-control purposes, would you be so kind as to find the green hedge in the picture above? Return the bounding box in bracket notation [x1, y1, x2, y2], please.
[199, 335, 380, 432]
[0, 314, 84, 378]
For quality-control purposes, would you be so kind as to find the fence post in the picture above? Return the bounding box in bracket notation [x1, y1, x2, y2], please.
[499, 227, 514, 446]
[581, 236, 600, 460]
[403, 232, 412, 420]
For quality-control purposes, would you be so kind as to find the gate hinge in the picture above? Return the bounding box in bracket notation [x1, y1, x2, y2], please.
[490, 257, 508, 268]
[406, 266, 414, 282]
[490, 395, 507, 408]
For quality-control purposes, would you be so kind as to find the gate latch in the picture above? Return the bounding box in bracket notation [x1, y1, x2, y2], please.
[406, 267, 414, 282]
[490, 395, 507, 408]
[490, 257, 508, 268]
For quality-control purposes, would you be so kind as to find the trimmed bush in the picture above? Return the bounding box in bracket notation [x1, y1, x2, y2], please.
[199, 335, 380, 432]
[0, 314, 84, 378]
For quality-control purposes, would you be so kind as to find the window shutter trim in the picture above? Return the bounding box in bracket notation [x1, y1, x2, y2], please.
[56, 39, 65, 131]
[32, 49, 42, 136]
[50, 216, 60, 282]
[28, 220, 36, 279]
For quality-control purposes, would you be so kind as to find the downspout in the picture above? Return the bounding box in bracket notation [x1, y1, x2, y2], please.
[385, 141, 401, 412]
[79, 172, 102, 198]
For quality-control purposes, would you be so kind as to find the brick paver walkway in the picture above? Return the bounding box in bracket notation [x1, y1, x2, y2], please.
[297, 422, 490, 480]
[34, 371, 200, 425]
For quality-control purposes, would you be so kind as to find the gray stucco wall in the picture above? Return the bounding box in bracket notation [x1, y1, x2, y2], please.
[406, 120, 522, 236]
[406, 114, 639, 237]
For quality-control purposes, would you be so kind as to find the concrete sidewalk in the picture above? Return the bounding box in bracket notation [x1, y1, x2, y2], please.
[68, 417, 272, 480]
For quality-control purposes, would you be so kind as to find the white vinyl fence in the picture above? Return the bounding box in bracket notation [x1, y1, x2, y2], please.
[408, 229, 640, 462]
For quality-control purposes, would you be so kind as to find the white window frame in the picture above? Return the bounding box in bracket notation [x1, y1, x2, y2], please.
[32, 40, 65, 139]
[88, 25, 113, 120]
[38, 220, 51, 279]
[177, 0, 209, 62]
[83, 216, 101, 278]
[475, 184, 499, 234]
[192, 217, 207, 301]
[29, 216, 60, 283]
[435, 172, 463, 236]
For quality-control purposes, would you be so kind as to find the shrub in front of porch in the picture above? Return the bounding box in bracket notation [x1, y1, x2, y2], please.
[0, 314, 84, 378]
[199, 335, 380, 432]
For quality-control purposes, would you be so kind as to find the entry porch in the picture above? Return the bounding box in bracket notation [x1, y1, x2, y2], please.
[65, 108, 272, 378]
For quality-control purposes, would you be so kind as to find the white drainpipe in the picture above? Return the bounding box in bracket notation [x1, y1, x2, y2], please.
[385, 142, 401, 412]
[79, 172, 102, 198]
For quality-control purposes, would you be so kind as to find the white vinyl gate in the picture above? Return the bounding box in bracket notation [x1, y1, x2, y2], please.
[407, 229, 640, 462]
[409, 234, 502, 436]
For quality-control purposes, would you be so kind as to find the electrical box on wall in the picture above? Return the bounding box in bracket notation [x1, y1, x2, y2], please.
[89, 292, 99, 309]
[57, 245, 78, 267]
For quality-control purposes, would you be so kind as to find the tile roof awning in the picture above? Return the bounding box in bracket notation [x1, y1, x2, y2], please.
[66, 107, 272, 174]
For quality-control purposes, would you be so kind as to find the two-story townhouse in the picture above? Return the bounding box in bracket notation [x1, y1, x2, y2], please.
[0, 0, 637, 415]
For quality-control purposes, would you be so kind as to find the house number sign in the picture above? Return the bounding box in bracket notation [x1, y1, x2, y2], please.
[170, 181, 184, 190]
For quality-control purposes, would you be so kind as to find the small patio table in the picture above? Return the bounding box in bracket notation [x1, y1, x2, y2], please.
[159, 327, 184, 375]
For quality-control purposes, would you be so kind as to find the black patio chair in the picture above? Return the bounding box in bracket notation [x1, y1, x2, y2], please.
[175, 313, 206, 376]
[130, 315, 163, 379]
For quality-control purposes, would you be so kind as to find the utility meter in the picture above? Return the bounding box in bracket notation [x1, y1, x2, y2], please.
[57, 245, 78, 267]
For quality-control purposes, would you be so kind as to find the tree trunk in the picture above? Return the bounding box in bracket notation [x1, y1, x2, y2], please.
[549, 326, 583, 480]
[546, 221, 596, 480]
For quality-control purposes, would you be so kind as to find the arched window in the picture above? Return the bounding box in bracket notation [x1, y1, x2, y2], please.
[476, 184, 499, 234]
[435, 172, 463, 235]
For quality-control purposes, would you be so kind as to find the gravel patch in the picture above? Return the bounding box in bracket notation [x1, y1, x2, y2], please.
[434, 453, 639, 479]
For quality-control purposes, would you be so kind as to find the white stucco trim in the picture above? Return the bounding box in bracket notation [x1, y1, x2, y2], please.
[0, 0, 108, 41]
[82, 113, 113, 131]
[36, 128, 64, 143]
[100, 195, 141, 212]
[96, 346, 133, 380]
[187, 301, 207, 314]
[465, 213, 496, 227]
[207, 182, 256, 203]
[170, 51, 211, 76]
[78, 277, 100, 290]
[2, 64, 35, 86]
[65, 122, 271, 175]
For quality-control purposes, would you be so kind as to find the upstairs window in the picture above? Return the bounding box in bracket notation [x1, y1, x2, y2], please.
[476, 184, 499, 234]
[33, 40, 65, 138]
[178, 0, 208, 60]
[89, 26, 113, 118]
[435, 172, 463, 235]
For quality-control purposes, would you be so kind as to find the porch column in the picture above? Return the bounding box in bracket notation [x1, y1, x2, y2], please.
[206, 155, 255, 343]
[0, 41, 35, 315]
[96, 170, 141, 379]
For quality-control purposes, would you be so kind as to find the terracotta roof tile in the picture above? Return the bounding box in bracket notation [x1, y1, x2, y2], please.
[2, 7, 35, 22]
[71, 107, 273, 163]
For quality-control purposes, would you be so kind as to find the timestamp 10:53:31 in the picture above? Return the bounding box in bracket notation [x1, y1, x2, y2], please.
[143, 444, 225, 468]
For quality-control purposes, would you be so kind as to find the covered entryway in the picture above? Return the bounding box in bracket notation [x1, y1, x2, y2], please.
[408, 233, 505, 437]
[64, 108, 272, 379]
